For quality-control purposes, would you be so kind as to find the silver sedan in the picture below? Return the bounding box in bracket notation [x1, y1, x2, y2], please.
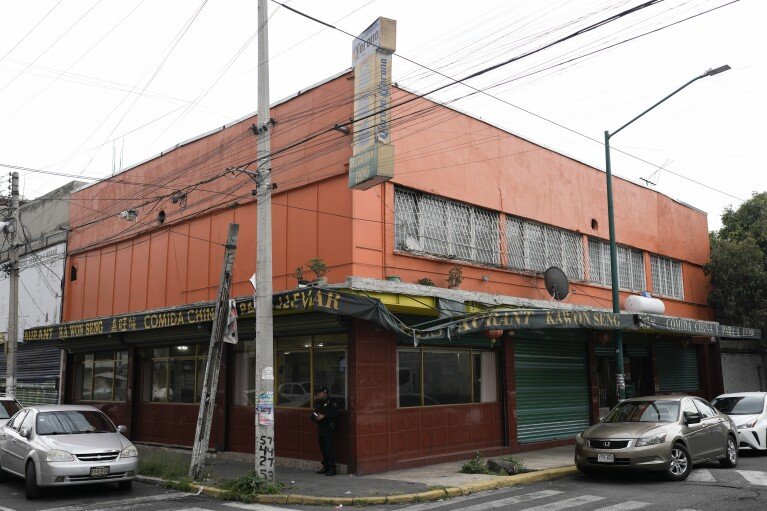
[0, 404, 138, 499]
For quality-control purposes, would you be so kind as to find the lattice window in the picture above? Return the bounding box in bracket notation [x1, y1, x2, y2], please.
[650, 254, 684, 299]
[588, 238, 646, 292]
[505, 217, 584, 280]
[394, 187, 500, 265]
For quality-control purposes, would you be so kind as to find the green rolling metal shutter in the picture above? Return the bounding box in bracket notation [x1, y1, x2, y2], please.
[656, 341, 700, 392]
[515, 333, 589, 443]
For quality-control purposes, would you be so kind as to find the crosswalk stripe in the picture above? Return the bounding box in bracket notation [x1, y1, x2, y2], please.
[687, 469, 716, 482]
[521, 495, 605, 511]
[399, 487, 524, 511]
[736, 470, 767, 486]
[593, 502, 650, 511]
[456, 490, 564, 511]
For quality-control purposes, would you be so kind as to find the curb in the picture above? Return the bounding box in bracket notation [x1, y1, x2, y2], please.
[138, 465, 578, 506]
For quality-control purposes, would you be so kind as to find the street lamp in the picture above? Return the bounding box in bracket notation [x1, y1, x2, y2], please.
[604, 65, 730, 401]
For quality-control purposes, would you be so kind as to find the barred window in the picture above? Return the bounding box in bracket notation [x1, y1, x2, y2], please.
[394, 187, 499, 265]
[650, 255, 684, 299]
[506, 217, 584, 280]
[588, 238, 646, 292]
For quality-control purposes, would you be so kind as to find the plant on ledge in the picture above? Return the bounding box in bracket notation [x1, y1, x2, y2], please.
[447, 265, 463, 289]
[307, 258, 329, 283]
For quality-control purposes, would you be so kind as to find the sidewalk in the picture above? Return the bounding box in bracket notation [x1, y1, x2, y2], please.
[136, 445, 576, 504]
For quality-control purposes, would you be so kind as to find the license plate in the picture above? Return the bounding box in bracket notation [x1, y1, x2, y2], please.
[597, 453, 615, 463]
[90, 466, 110, 478]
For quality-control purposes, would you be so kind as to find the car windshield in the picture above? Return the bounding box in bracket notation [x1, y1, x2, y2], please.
[712, 396, 765, 415]
[604, 400, 680, 423]
[36, 410, 116, 435]
[0, 400, 22, 420]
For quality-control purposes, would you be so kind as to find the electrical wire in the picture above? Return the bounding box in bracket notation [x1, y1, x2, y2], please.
[0, 0, 65, 63]
[0, 1, 103, 95]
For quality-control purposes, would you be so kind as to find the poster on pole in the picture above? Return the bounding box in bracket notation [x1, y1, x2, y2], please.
[348, 17, 397, 190]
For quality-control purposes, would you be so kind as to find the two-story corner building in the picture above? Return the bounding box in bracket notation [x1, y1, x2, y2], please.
[22, 69, 758, 474]
[1, 181, 85, 404]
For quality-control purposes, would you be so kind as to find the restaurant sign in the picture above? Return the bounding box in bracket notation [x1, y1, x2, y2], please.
[23, 288, 399, 343]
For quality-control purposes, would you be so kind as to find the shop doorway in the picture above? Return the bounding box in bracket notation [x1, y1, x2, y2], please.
[595, 341, 653, 417]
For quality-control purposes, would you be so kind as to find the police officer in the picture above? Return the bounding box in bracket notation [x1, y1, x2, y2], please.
[311, 385, 338, 476]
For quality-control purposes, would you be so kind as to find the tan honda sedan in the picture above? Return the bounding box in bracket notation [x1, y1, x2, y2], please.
[575, 395, 738, 481]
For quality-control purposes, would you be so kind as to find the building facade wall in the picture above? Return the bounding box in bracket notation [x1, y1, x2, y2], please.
[721, 352, 767, 393]
[350, 89, 711, 320]
[1, 181, 82, 403]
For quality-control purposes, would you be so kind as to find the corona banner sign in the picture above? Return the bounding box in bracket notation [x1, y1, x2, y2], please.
[349, 17, 396, 190]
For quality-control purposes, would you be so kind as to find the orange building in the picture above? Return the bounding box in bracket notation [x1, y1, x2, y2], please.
[24, 70, 758, 474]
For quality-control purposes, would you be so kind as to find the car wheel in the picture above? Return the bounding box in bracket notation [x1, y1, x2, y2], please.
[118, 480, 133, 490]
[25, 461, 42, 500]
[720, 435, 738, 468]
[666, 443, 691, 481]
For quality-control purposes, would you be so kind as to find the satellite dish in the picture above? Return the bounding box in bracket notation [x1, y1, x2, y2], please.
[544, 266, 569, 300]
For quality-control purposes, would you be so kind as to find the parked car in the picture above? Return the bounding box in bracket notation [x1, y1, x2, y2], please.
[277, 382, 312, 407]
[0, 404, 138, 499]
[575, 395, 738, 481]
[0, 396, 22, 427]
[711, 392, 767, 453]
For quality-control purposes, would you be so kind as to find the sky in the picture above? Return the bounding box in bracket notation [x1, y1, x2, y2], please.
[0, 0, 764, 232]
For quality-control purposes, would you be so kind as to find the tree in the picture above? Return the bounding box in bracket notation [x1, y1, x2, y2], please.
[705, 192, 767, 344]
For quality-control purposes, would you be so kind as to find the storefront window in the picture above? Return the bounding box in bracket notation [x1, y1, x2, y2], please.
[74, 351, 128, 402]
[398, 348, 498, 407]
[277, 351, 311, 408]
[233, 334, 347, 409]
[141, 344, 208, 403]
[397, 349, 421, 406]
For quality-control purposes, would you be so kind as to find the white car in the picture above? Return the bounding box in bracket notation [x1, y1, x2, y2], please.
[711, 392, 767, 452]
[0, 396, 22, 427]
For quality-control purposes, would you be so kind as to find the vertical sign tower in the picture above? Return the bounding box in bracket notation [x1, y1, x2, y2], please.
[348, 18, 397, 190]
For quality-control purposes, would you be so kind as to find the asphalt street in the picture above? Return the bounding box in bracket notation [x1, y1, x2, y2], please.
[0, 452, 765, 511]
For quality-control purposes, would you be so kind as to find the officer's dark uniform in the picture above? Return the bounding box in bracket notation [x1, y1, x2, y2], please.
[311, 385, 339, 476]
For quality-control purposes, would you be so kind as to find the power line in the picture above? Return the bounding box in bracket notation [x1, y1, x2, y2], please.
[0, 0, 65, 63]
[273, 0, 745, 203]
[0, 1, 103, 95]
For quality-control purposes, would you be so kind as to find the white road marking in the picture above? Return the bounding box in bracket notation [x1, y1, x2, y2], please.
[675, 509, 702, 511]
[0, 505, 17, 511]
[39, 492, 193, 511]
[399, 487, 527, 511]
[688, 469, 716, 483]
[457, 490, 565, 511]
[520, 495, 605, 511]
[736, 470, 767, 486]
[224, 503, 302, 511]
[593, 502, 650, 511]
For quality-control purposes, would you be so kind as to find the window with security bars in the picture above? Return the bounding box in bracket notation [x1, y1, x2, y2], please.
[650, 254, 684, 299]
[588, 238, 646, 292]
[394, 187, 500, 265]
[505, 217, 584, 280]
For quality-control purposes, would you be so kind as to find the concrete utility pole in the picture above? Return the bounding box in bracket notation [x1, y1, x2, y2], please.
[254, 0, 276, 483]
[5, 172, 19, 398]
[190, 223, 239, 481]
